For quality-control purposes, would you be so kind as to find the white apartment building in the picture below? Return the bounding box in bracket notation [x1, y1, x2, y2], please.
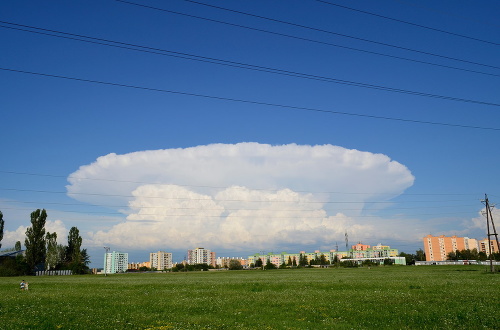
[104, 251, 128, 274]
[187, 247, 215, 267]
[150, 251, 173, 270]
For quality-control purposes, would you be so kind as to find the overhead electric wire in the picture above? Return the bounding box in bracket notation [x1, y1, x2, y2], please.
[7, 199, 479, 211]
[313, 0, 500, 46]
[1, 67, 500, 131]
[0, 170, 485, 197]
[0, 187, 479, 204]
[392, 0, 500, 29]
[0, 204, 477, 219]
[139, 0, 500, 70]
[1, 21, 500, 84]
[0, 203, 480, 219]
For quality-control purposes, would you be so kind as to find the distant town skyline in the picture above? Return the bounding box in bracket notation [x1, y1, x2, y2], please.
[1, 1, 499, 268]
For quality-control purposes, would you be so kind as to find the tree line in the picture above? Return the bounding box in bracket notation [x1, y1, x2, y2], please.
[447, 248, 500, 261]
[250, 251, 422, 269]
[0, 209, 90, 276]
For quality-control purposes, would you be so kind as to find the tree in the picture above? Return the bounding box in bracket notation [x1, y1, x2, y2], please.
[65, 227, 89, 274]
[66, 227, 83, 264]
[332, 255, 339, 266]
[81, 249, 90, 267]
[399, 252, 414, 265]
[175, 263, 185, 271]
[298, 253, 308, 267]
[0, 210, 4, 249]
[254, 257, 263, 268]
[56, 244, 66, 266]
[310, 256, 319, 266]
[287, 256, 292, 266]
[462, 248, 479, 260]
[25, 209, 47, 271]
[340, 260, 358, 268]
[15, 241, 21, 251]
[45, 232, 59, 270]
[292, 256, 297, 267]
[319, 254, 328, 265]
[228, 259, 243, 270]
[264, 258, 277, 270]
[447, 251, 457, 260]
[447, 249, 481, 261]
[415, 249, 426, 261]
[492, 252, 500, 261]
[362, 259, 377, 267]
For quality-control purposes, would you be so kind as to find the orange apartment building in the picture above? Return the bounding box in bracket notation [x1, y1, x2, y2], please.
[478, 238, 500, 254]
[423, 235, 478, 261]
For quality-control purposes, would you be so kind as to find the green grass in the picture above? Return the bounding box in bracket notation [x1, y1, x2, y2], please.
[1, 266, 499, 329]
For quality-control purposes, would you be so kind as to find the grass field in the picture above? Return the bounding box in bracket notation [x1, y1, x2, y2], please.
[0, 266, 499, 329]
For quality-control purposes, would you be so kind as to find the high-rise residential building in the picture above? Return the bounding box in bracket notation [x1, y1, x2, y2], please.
[187, 247, 216, 267]
[423, 235, 479, 261]
[104, 251, 128, 273]
[478, 238, 499, 255]
[150, 251, 173, 270]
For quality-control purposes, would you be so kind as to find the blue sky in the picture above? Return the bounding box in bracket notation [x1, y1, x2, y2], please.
[1, 0, 499, 267]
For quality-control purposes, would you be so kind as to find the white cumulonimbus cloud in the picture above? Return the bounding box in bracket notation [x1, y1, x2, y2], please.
[67, 143, 415, 250]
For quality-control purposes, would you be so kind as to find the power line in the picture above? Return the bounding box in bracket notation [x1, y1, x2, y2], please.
[0, 21, 500, 103]
[2, 25, 500, 116]
[1, 67, 500, 131]
[1, 20, 499, 88]
[5, 199, 478, 211]
[0, 205, 479, 219]
[148, 0, 500, 70]
[392, 0, 500, 29]
[313, 0, 500, 46]
[0, 187, 478, 204]
[0, 170, 485, 196]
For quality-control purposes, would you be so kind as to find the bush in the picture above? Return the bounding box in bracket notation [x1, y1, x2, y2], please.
[228, 259, 243, 270]
[0, 257, 30, 277]
[383, 258, 394, 266]
[340, 260, 358, 268]
[362, 260, 378, 267]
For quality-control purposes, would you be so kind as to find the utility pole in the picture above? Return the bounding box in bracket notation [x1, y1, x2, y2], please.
[345, 231, 350, 258]
[481, 195, 499, 273]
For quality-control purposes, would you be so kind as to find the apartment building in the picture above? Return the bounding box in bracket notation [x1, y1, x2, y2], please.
[128, 261, 151, 270]
[423, 235, 479, 261]
[104, 251, 128, 273]
[216, 257, 247, 268]
[248, 244, 401, 268]
[350, 243, 398, 259]
[150, 251, 173, 270]
[187, 247, 216, 267]
[478, 238, 499, 255]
